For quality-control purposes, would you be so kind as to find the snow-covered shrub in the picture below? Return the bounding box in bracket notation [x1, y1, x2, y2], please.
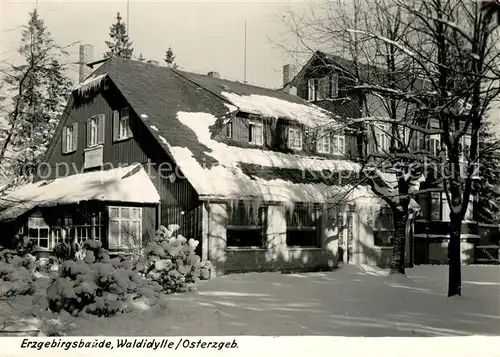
[140, 224, 212, 293]
[46, 239, 165, 317]
[53, 242, 71, 261]
[14, 234, 38, 256]
[0, 249, 35, 298]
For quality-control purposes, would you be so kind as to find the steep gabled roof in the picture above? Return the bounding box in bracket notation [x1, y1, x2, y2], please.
[290, 50, 425, 92]
[66, 58, 383, 208]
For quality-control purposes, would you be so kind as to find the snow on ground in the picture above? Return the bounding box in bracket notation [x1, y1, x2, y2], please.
[3, 265, 494, 337]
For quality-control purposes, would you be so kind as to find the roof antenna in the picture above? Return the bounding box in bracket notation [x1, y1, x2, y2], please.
[127, 0, 130, 36]
[244, 20, 247, 84]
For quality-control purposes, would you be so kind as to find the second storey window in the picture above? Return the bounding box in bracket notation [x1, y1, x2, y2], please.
[248, 122, 263, 145]
[87, 114, 105, 147]
[375, 124, 390, 151]
[62, 123, 78, 154]
[288, 128, 303, 150]
[316, 131, 331, 154]
[331, 134, 345, 155]
[113, 107, 132, 141]
[308, 74, 339, 101]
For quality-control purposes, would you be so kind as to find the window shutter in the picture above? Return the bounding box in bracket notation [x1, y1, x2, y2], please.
[367, 125, 376, 155]
[86, 120, 91, 147]
[113, 110, 119, 141]
[308, 78, 316, 101]
[72, 123, 78, 151]
[98, 114, 105, 144]
[127, 117, 132, 138]
[61, 126, 68, 154]
[330, 73, 338, 98]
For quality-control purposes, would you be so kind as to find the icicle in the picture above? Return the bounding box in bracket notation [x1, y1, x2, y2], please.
[73, 74, 108, 98]
[283, 201, 296, 220]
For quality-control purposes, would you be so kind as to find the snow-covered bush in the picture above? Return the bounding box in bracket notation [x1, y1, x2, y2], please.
[46, 239, 166, 317]
[139, 224, 212, 293]
[0, 249, 35, 298]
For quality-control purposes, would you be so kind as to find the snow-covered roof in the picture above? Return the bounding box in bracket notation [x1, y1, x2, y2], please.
[220, 92, 333, 127]
[72, 73, 108, 97]
[162, 111, 378, 207]
[68, 58, 382, 211]
[0, 164, 160, 221]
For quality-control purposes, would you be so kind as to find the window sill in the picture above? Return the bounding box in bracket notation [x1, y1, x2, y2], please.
[286, 247, 322, 251]
[114, 136, 133, 143]
[84, 144, 103, 151]
[226, 247, 266, 252]
[62, 149, 77, 155]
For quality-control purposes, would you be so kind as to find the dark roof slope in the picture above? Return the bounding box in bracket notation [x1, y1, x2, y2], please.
[70, 57, 365, 202]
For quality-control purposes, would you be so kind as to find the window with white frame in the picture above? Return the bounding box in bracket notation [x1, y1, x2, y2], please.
[88, 117, 99, 146]
[316, 131, 331, 154]
[397, 126, 410, 148]
[62, 123, 78, 154]
[27, 216, 50, 249]
[52, 212, 105, 245]
[427, 134, 441, 156]
[87, 114, 105, 147]
[288, 127, 303, 150]
[119, 108, 131, 139]
[113, 108, 132, 141]
[375, 124, 390, 151]
[108, 206, 142, 249]
[308, 74, 338, 101]
[331, 134, 345, 154]
[308, 78, 316, 101]
[317, 77, 330, 101]
[248, 122, 264, 145]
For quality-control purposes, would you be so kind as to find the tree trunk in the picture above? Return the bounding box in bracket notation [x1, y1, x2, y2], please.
[390, 208, 407, 275]
[447, 214, 462, 297]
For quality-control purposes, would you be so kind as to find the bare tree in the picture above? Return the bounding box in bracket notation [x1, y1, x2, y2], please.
[277, 0, 431, 275]
[329, 0, 500, 296]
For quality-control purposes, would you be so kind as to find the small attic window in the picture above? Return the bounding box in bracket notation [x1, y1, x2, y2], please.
[248, 122, 263, 146]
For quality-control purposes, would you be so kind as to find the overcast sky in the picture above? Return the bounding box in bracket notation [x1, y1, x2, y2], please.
[0, 0, 312, 88]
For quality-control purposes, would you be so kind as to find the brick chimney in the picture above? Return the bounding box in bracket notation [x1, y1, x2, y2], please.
[78, 44, 94, 83]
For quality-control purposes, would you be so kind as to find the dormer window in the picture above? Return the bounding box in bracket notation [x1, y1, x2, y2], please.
[308, 73, 339, 101]
[248, 122, 263, 145]
[316, 131, 331, 154]
[288, 128, 303, 150]
[331, 133, 345, 155]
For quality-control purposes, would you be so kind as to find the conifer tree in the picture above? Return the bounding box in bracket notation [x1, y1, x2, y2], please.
[104, 12, 134, 59]
[164, 46, 178, 68]
[0, 10, 72, 188]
